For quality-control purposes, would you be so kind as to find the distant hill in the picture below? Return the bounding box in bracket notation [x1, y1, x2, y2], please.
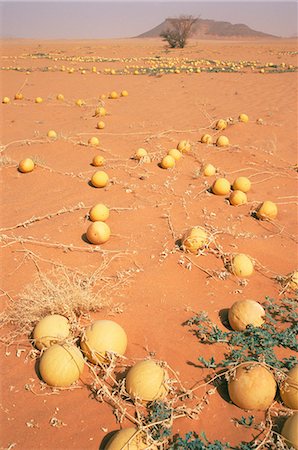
[137, 18, 278, 39]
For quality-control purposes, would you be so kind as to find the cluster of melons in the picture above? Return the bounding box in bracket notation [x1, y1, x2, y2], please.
[160, 140, 190, 169]
[226, 298, 298, 445]
[86, 202, 111, 245]
[33, 316, 169, 410]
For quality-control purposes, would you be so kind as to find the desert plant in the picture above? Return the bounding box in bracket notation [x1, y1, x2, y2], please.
[160, 16, 198, 49]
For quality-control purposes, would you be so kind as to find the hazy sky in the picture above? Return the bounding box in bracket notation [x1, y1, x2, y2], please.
[1, 1, 297, 39]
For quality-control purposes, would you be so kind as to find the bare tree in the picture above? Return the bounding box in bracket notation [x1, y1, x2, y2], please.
[160, 15, 198, 48]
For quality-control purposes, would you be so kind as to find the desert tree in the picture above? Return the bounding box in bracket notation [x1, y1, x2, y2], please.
[160, 15, 198, 48]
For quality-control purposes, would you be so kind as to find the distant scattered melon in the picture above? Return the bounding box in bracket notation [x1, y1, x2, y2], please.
[231, 253, 254, 277]
[89, 203, 110, 222]
[18, 158, 35, 173]
[201, 134, 213, 144]
[177, 140, 191, 153]
[212, 178, 231, 195]
[229, 190, 247, 206]
[86, 221, 110, 245]
[92, 155, 105, 167]
[182, 226, 209, 254]
[90, 171, 109, 188]
[256, 201, 278, 220]
[168, 149, 182, 161]
[215, 119, 227, 130]
[239, 113, 249, 123]
[216, 136, 230, 147]
[232, 177, 251, 193]
[161, 155, 175, 169]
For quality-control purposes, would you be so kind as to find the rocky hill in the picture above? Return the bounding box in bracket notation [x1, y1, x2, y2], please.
[137, 17, 278, 39]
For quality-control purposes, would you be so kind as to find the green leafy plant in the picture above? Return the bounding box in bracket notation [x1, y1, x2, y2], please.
[186, 297, 297, 370]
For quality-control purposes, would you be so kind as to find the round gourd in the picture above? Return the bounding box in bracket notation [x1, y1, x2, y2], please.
[2, 96, 11, 104]
[203, 163, 216, 177]
[91, 170, 109, 188]
[88, 136, 100, 146]
[109, 91, 118, 99]
[105, 427, 155, 450]
[121, 90, 129, 97]
[33, 314, 70, 350]
[89, 204, 109, 222]
[125, 360, 168, 402]
[280, 365, 298, 410]
[182, 226, 208, 254]
[177, 140, 191, 153]
[39, 344, 84, 387]
[281, 413, 298, 449]
[201, 134, 213, 144]
[97, 121, 105, 129]
[231, 253, 254, 277]
[232, 177, 251, 193]
[81, 320, 127, 364]
[215, 119, 227, 130]
[216, 136, 229, 147]
[47, 130, 57, 139]
[95, 106, 106, 116]
[35, 97, 43, 103]
[256, 201, 278, 220]
[92, 155, 105, 167]
[56, 93, 64, 101]
[228, 300, 265, 331]
[228, 363, 276, 410]
[212, 178, 231, 195]
[15, 93, 24, 100]
[86, 221, 110, 245]
[239, 113, 249, 123]
[161, 155, 175, 169]
[229, 190, 247, 206]
[168, 149, 182, 161]
[18, 158, 35, 173]
[135, 148, 147, 160]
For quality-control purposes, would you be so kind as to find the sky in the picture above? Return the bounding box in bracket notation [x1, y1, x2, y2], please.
[1, 1, 297, 39]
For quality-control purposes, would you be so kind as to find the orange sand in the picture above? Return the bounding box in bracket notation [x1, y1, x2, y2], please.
[0, 38, 297, 449]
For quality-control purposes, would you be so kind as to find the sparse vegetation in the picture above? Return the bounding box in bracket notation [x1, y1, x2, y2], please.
[160, 15, 198, 48]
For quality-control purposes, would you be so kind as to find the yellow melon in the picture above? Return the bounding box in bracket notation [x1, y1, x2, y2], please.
[90, 171, 109, 188]
[81, 320, 127, 364]
[39, 344, 84, 387]
[33, 314, 70, 350]
[231, 253, 254, 277]
[212, 178, 231, 195]
[229, 190, 247, 206]
[125, 360, 168, 402]
[280, 366, 298, 410]
[256, 201, 278, 220]
[232, 177, 251, 193]
[281, 413, 298, 449]
[216, 136, 230, 147]
[89, 203, 110, 222]
[228, 300, 265, 331]
[86, 221, 110, 245]
[228, 363, 276, 410]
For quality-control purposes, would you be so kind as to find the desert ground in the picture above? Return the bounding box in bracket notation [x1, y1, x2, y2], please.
[0, 38, 297, 449]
